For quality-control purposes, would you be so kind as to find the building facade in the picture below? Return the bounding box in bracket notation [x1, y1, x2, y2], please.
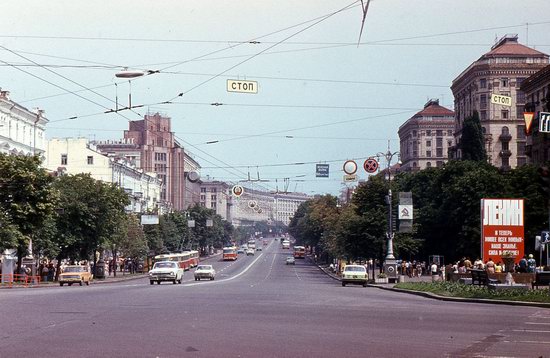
[199, 181, 233, 221]
[398, 99, 455, 171]
[45, 138, 163, 213]
[451, 34, 549, 170]
[520, 64, 550, 165]
[231, 186, 275, 227]
[94, 112, 188, 211]
[274, 192, 310, 226]
[0, 90, 47, 156]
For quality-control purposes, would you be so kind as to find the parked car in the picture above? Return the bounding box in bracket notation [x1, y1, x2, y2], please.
[194, 265, 216, 281]
[148, 261, 183, 285]
[59, 265, 92, 286]
[341, 265, 368, 287]
[286, 256, 295, 265]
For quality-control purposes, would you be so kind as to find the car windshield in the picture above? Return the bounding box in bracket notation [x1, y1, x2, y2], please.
[154, 262, 176, 269]
[197, 265, 212, 270]
[64, 266, 84, 272]
[345, 266, 365, 272]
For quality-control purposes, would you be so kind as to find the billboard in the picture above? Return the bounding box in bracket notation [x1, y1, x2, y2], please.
[481, 199, 524, 264]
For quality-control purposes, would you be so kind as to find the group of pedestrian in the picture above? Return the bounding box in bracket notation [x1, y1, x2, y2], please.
[37, 262, 55, 282]
[449, 254, 538, 274]
[399, 260, 425, 277]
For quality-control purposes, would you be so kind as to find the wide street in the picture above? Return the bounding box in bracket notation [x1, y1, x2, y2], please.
[1, 240, 549, 358]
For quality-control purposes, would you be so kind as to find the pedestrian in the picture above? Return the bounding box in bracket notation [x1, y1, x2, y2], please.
[431, 261, 439, 282]
[519, 256, 528, 273]
[527, 254, 536, 273]
[41, 264, 49, 282]
[495, 261, 502, 273]
[486, 257, 495, 274]
[47, 263, 55, 282]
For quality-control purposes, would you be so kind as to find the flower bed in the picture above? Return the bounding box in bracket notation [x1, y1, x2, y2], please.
[394, 281, 550, 303]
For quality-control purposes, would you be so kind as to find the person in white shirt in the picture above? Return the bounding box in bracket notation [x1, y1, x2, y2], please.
[431, 262, 439, 282]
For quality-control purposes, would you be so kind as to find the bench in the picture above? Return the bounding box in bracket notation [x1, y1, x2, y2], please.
[470, 269, 499, 286]
[532, 271, 550, 289]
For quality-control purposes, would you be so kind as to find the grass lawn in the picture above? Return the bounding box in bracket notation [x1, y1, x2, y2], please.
[394, 281, 550, 303]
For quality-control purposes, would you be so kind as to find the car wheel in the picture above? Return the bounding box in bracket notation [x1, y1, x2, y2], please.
[59, 282, 63, 286]
[173, 279, 177, 284]
[363, 282, 367, 287]
[341, 282, 346, 287]
[79, 280, 83, 286]
[157, 281, 161, 285]
[210, 277, 214, 281]
[150, 280, 154, 285]
[86, 280, 90, 286]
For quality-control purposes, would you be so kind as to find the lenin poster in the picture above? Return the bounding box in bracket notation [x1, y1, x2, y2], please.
[481, 199, 524, 264]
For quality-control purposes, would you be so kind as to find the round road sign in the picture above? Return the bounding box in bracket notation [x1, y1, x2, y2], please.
[343, 160, 358, 175]
[363, 158, 379, 173]
[232, 185, 244, 197]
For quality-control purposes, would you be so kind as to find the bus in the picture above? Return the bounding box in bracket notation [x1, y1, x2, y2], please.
[223, 247, 238, 261]
[154, 252, 197, 271]
[293, 246, 306, 259]
[282, 240, 290, 249]
[247, 239, 256, 250]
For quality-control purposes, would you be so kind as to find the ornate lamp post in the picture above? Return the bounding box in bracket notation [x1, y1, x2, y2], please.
[377, 145, 401, 270]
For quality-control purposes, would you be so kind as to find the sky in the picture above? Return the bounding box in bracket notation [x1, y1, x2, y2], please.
[1, 0, 549, 196]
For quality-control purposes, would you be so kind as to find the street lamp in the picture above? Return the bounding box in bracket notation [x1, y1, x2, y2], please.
[376, 145, 401, 264]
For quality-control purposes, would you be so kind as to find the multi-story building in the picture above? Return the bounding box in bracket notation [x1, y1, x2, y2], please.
[274, 192, 310, 226]
[0, 90, 47, 156]
[184, 152, 202, 209]
[45, 138, 163, 213]
[231, 186, 274, 227]
[398, 99, 455, 171]
[520, 64, 550, 165]
[451, 34, 549, 170]
[94, 112, 189, 211]
[199, 181, 233, 221]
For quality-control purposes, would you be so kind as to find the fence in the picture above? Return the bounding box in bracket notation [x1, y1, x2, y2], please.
[0, 274, 41, 288]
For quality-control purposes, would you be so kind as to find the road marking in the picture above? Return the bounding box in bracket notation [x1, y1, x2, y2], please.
[524, 322, 550, 325]
[512, 329, 550, 333]
[503, 340, 550, 345]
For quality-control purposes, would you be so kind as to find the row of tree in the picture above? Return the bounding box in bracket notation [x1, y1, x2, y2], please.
[289, 160, 547, 265]
[0, 154, 234, 277]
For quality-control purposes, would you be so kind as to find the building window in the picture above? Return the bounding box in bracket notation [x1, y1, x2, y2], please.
[211, 195, 217, 201]
[426, 162, 432, 168]
[87, 156, 93, 165]
[517, 157, 526, 166]
[436, 161, 444, 167]
[436, 138, 443, 147]
[436, 148, 443, 157]
[436, 130, 443, 136]
[480, 110, 487, 120]
[211, 202, 217, 209]
[480, 94, 487, 109]
[501, 110, 509, 119]
[426, 130, 431, 136]
[517, 143, 525, 156]
[517, 125, 526, 140]
[201, 188, 206, 193]
[200, 195, 206, 201]
[501, 78, 509, 87]
[516, 77, 525, 88]
[200, 202, 205, 207]
[426, 150, 432, 158]
[61, 154, 67, 165]
[480, 78, 487, 88]
[426, 140, 431, 147]
[211, 188, 217, 193]
[447, 130, 453, 136]
[412, 130, 417, 137]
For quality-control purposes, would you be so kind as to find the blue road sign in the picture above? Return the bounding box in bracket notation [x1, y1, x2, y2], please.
[316, 164, 329, 178]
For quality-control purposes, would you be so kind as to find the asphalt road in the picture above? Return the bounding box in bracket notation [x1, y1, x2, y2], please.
[1, 239, 549, 358]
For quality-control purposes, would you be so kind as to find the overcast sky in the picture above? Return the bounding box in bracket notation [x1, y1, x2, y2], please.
[1, 0, 549, 195]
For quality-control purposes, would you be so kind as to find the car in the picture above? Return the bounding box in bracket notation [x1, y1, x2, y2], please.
[194, 265, 216, 281]
[59, 265, 92, 286]
[286, 256, 295, 265]
[256, 246, 262, 251]
[341, 265, 368, 287]
[148, 261, 183, 285]
[246, 248, 255, 256]
[237, 248, 245, 254]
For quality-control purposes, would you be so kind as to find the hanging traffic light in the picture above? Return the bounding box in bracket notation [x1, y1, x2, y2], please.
[538, 166, 550, 197]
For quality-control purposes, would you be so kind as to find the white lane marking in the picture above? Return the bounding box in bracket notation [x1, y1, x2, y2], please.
[525, 322, 550, 326]
[250, 251, 277, 288]
[512, 329, 550, 333]
[503, 340, 550, 345]
[182, 253, 264, 287]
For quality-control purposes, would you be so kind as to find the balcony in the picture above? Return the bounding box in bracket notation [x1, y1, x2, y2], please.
[499, 133, 512, 142]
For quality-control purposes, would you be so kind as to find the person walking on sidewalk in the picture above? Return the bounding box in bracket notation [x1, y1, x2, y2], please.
[431, 261, 439, 282]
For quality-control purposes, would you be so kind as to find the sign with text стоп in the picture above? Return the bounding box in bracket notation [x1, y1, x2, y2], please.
[481, 198, 524, 264]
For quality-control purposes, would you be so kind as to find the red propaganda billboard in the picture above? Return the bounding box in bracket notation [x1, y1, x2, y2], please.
[481, 199, 524, 264]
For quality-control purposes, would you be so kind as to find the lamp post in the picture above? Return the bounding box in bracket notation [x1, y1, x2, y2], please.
[377, 145, 401, 266]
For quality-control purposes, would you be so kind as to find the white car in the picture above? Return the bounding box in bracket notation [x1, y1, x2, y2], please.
[246, 248, 255, 256]
[341, 265, 368, 287]
[148, 261, 183, 285]
[194, 265, 216, 281]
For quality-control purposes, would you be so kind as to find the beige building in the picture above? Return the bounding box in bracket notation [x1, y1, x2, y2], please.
[199, 181, 233, 222]
[451, 34, 549, 170]
[398, 99, 455, 171]
[45, 138, 163, 213]
[274, 192, 310, 226]
[521, 64, 550, 165]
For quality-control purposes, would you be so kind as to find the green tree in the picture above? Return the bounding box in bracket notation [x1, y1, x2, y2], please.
[0, 153, 57, 270]
[119, 214, 149, 264]
[460, 110, 486, 162]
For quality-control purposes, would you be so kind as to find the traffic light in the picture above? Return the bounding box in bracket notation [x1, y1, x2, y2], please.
[538, 166, 550, 197]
